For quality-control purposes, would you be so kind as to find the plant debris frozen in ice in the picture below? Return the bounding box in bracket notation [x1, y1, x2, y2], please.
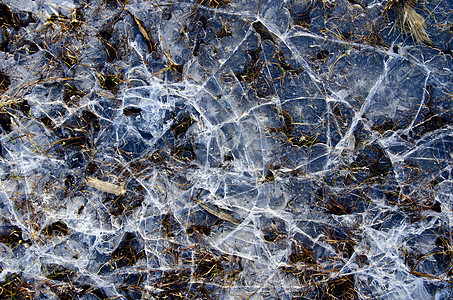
[0, 0, 452, 298]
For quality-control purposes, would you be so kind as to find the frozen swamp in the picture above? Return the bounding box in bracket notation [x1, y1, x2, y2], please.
[0, 0, 452, 298]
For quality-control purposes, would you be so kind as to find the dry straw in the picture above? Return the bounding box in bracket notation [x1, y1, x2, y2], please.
[385, 0, 432, 45]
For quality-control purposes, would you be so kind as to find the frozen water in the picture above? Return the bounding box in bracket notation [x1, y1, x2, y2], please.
[0, 0, 452, 298]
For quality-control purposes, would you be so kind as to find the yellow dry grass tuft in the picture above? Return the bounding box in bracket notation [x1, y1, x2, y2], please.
[386, 0, 432, 45]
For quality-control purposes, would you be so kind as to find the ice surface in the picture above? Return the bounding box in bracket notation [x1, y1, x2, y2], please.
[0, 0, 452, 298]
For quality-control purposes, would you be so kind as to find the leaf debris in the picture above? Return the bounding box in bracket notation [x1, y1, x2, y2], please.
[86, 177, 127, 196]
[192, 195, 241, 225]
[126, 9, 156, 52]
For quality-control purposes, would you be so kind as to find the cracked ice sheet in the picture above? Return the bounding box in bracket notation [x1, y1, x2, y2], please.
[0, 0, 452, 299]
